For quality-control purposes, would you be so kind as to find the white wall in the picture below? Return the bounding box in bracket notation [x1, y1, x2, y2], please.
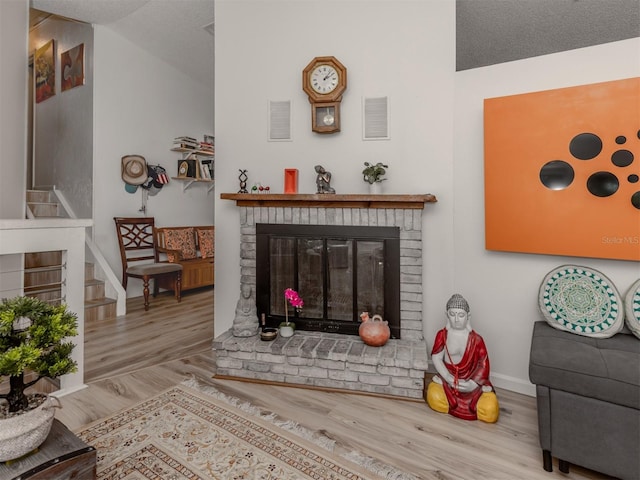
[0, 0, 28, 219]
[30, 17, 94, 218]
[214, 0, 455, 360]
[93, 26, 215, 298]
[0, 0, 29, 294]
[215, 0, 639, 396]
[453, 38, 640, 394]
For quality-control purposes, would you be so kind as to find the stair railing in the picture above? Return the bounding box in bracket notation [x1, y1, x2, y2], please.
[53, 187, 126, 316]
[0, 218, 90, 395]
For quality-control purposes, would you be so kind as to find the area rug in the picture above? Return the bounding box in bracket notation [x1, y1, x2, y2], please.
[74, 378, 417, 480]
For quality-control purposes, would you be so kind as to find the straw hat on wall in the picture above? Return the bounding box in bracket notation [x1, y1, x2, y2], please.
[121, 155, 148, 185]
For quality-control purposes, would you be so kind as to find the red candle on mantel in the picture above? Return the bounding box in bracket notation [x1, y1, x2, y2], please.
[284, 169, 298, 194]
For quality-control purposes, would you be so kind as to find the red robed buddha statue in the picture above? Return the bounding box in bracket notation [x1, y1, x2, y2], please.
[425, 294, 499, 423]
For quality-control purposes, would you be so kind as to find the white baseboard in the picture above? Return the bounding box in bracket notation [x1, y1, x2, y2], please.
[491, 372, 536, 397]
[50, 383, 88, 398]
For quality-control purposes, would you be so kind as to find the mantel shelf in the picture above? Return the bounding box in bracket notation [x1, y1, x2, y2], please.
[219, 193, 437, 209]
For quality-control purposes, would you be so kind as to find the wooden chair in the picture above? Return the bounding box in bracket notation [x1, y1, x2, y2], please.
[114, 217, 182, 311]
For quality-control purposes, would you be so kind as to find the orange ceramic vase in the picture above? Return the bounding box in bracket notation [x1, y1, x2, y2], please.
[358, 312, 391, 347]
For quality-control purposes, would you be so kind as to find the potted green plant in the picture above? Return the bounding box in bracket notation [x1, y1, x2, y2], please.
[0, 296, 78, 461]
[362, 162, 388, 193]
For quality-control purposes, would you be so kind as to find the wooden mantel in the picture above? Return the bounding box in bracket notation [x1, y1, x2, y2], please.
[220, 193, 437, 209]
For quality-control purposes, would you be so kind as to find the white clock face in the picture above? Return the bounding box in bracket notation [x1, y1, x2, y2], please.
[310, 65, 339, 94]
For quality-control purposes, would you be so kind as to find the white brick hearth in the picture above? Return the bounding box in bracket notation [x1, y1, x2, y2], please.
[213, 330, 429, 398]
[216, 194, 437, 398]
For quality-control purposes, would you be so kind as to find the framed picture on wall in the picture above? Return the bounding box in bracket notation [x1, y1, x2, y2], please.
[34, 40, 55, 103]
[61, 43, 85, 92]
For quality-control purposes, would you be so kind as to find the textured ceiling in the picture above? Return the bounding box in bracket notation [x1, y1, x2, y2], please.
[31, 0, 214, 88]
[29, 0, 639, 84]
[457, 0, 640, 71]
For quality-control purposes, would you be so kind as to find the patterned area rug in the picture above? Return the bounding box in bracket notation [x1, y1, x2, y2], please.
[74, 379, 416, 480]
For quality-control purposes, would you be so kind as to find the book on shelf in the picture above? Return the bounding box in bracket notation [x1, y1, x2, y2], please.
[199, 159, 211, 180]
[173, 136, 199, 149]
[200, 158, 213, 180]
[172, 135, 214, 154]
[175, 135, 198, 142]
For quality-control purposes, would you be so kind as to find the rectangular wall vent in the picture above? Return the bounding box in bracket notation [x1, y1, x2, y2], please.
[363, 96, 389, 140]
[268, 100, 292, 141]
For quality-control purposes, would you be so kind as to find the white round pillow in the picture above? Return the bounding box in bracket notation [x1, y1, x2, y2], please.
[624, 278, 640, 340]
[539, 265, 624, 338]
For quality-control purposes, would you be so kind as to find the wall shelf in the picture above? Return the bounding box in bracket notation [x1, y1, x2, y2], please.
[170, 147, 214, 156]
[172, 177, 215, 193]
[171, 138, 214, 194]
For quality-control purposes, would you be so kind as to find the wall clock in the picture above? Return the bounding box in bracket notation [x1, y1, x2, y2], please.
[302, 56, 347, 134]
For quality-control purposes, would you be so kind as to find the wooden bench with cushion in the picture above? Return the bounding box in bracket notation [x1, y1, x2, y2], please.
[154, 225, 214, 291]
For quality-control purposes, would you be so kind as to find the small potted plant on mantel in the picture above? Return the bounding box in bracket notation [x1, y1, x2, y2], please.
[0, 296, 78, 461]
[362, 162, 389, 194]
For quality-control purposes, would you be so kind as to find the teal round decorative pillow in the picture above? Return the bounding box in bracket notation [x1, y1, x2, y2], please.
[539, 265, 624, 338]
[624, 278, 640, 340]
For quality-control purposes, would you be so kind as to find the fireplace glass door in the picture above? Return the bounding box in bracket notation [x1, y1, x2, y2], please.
[257, 224, 399, 336]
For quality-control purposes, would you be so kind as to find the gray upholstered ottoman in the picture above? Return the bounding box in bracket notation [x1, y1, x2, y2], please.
[529, 321, 640, 480]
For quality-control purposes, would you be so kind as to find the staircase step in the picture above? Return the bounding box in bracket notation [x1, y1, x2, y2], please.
[26, 190, 52, 203]
[85, 297, 117, 322]
[85, 278, 105, 301]
[28, 202, 60, 217]
[25, 250, 117, 323]
[24, 267, 62, 288]
[25, 251, 62, 268]
[85, 262, 95, 280]
[24, 281, 62, 294]
[25, 291, 63, 304]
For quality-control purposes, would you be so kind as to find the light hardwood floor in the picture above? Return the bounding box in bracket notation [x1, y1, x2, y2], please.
[55, 288, 610, 480]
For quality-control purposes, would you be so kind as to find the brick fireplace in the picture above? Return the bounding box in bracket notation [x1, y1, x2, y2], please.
[215, 193, 437, 398]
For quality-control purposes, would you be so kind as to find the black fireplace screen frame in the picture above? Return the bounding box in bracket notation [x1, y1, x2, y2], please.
[256, 223, 400, 337]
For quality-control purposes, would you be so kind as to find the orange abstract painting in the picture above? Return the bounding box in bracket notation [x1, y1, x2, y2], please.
[484, 78, 640, 261]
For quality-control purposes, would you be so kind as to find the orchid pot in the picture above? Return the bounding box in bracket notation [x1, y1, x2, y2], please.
[281, 288, 303, 338]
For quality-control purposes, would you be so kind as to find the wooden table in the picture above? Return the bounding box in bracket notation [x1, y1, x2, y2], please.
[0, 419, 96, 480]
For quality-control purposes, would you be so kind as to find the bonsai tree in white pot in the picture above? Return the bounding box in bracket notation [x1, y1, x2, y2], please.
[362, 162, 388, 193]
[0, 296, 78, 461]
[0, 296, 78, 413]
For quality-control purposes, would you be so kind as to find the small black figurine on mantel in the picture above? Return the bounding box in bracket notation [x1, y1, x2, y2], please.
[238, 169, 248, 193]
[315, 165, 335, 194]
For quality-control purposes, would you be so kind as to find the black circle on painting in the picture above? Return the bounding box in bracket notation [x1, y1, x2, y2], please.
[615, 136, 626, 144]
[632, 192, 640, 209]
[587, 171, 619, 197]
[569, 133, 602, 160]
[611, 149, 634, 167]
[629, 174, 639, 183]
[539, 160, 574, 190]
